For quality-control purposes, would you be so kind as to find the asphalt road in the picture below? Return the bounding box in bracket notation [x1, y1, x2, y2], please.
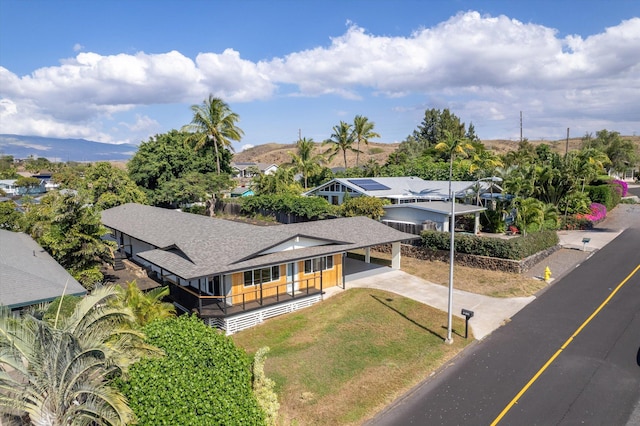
[368, 224, 640, 425]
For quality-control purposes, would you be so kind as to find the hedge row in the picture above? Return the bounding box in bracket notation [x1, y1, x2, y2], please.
[420, 229, 559, 260]
[586, 183, 622, 211]
[240, 194, 336, 220]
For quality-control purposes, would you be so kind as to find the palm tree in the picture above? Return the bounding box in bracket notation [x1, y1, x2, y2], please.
[0, 308, 135, 425]
[352, 115, 380, 168]
[323, 121, 357, 169]
[434, 130, 475, 196]
[118, 282, 176, 328]
[182, 95, 244, 175]
[287, 137, 324, 189]
[513, 197, 545, 236]
[0, 285, 157, 425]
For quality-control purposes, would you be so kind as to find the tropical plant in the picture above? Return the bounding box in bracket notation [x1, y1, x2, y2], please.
[324, 121, 357, 169]
[0, 286, 158, 425]
[0, 201, 22, 231]
[340, 196, 386, 220]
[513, 197, 545, 236]
[182, 95, 244, 175]
[0, 306, 135, 425]
[118, 315, 265, 426]
[117, 282, 176, 328]
[352, 115, 380, 167]
[434, 130, 474, 195]
[287, 137, 324, 189]
[22, 192, 115, 288]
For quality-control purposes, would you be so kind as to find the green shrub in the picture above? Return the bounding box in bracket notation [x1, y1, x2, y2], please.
[241, 194, 336, 220]
[420, 229, 558, 260]
[340, 196, 386, 219]
[119, 315, 265, 425]
[586, 184, 621, 210]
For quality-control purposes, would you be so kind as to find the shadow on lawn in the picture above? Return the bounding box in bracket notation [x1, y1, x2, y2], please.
[370, 294, 461, 341]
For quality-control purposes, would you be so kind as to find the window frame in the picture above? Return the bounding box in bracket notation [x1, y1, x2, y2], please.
[243, 265, 281, 287]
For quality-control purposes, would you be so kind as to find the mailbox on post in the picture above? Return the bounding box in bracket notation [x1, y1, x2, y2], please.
[461, 309, 474, 339]
[582, 237, 591, 252]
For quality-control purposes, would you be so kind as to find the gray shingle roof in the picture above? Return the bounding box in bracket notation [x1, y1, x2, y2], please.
[0, 230, 87, 309]
[102, 203, 418, 279]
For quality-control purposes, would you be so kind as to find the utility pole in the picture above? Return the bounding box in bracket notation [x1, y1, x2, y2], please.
[520, 111, 523, 143]
[565, 128, 570, 157]
[446, 190, 455, 344]
[298, 128, 302, 141]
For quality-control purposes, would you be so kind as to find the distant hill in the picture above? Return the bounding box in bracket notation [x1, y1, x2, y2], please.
[234, 137, 640, 167]
[0, 134, 138, 162]
[2, 133, 637, 166]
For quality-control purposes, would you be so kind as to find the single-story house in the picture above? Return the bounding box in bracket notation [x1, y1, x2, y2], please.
[303, 176, 502, 206]
[102, 203, 418, 334]
[0, 230, 87, 311]
[383, 201, 487, 234]
[231, 162, 279, 179]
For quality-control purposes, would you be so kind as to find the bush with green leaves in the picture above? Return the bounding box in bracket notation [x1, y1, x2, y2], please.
[241, 194, 336, 220]
[586, 183, 621, 211]
[421, 229, 558, 260]
[340, 196, 386, 220]
[119, 315, 265, 426]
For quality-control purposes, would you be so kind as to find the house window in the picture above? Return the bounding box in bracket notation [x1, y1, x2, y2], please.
[243, 266, 280, 287]
[304, 256, 334, 274]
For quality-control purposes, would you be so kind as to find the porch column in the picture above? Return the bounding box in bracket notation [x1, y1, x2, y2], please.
[474, 212, 480, 234]
[364, 247, 371, 264]
[391, 242, 401, 270]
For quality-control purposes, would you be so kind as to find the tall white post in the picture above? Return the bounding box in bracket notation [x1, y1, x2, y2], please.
[446, 191, 455, 344]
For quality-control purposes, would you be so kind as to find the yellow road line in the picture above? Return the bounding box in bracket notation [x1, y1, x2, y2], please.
[491, 263, 640, 426]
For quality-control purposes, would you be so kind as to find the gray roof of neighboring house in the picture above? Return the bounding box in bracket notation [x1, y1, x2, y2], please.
[304, 177, 502, 201]
[0, 230, 87, 309]
[102, 203, 418, 280]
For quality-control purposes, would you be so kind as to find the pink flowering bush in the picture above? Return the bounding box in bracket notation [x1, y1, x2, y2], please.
[612, 179, 628, 197]
[576, 202, 607, 223]
[564, 202, 607, 230]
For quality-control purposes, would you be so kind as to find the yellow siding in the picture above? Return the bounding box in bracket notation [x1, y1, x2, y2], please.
[230, 255, 343, 305]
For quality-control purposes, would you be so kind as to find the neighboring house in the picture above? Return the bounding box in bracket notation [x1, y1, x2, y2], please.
[31, 172, 60, 191]
[0, 180, 18, 196]
[0, 230, 87, 310]
[102, 203, 418, 334]
[0, 178, 46, 196]
[383, 202, 487, 234]
[230, 186, 255, 198]
[303, 177, 502, 206]
[231, 162, 279, 179]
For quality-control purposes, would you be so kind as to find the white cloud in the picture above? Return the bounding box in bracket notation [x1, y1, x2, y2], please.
[240, 144, 255, 151]
[73, 43, 84, 52]
[0, 12, 638, 143]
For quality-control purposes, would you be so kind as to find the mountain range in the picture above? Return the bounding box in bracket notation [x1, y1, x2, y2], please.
[0, 134, 138, 162]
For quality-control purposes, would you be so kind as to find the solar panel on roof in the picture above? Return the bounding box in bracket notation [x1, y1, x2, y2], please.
[348, 179, 390, 191]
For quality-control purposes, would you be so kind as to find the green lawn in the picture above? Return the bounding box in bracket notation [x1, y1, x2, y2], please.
[233, 288, 470, 425]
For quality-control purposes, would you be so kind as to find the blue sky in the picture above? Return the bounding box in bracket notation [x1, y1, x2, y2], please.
[1, 0, 639, 152]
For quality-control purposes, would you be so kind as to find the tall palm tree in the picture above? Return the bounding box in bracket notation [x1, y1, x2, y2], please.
[323, 121, 357, 169]
[287, 137, 324, 189]
[182, 95, 244, 175]
[352, 115, 380, 168]
[434, 130, 475, 196]
[0, 285, 157, 425]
